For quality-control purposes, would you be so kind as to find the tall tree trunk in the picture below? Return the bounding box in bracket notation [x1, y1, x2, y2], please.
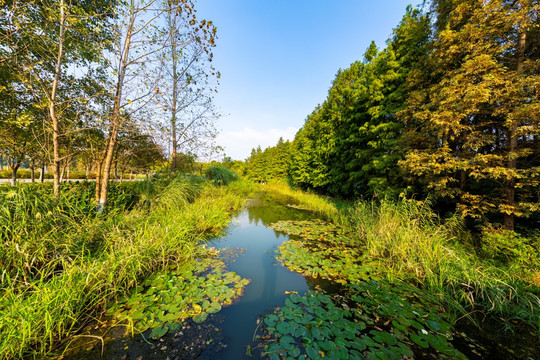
[168, 4, 178, 171]
[30, 159, 35, 183]
[10, 162, 20, 186]
[97, 8, 134, 211]
[504, 31, 526, 230]
[50, 0, 67, 198]
[95, 157, 104, 204]
[40, 163, 45, 183]
[0, 152, 3, 171]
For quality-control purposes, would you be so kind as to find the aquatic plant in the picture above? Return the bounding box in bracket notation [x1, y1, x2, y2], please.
[108, 256, 249, 339]
[259, 287, 465, 360]
[271, 219, 379, 283]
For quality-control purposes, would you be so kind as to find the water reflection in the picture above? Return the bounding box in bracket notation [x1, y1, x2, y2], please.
[62, 195, 319, 360]
[210, 199, 318, 359]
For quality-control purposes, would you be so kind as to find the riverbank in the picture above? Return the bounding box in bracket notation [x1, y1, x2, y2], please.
[258, 183, 540, 359]
[0, 175, 256, 359]
[1, 179, 538, 359]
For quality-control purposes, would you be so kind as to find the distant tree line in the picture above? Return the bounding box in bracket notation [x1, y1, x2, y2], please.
[245, 1, 540, 231]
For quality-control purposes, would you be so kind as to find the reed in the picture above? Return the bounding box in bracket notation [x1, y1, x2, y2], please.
[346, 198, 540, 327]
[0, 175, 246, 359]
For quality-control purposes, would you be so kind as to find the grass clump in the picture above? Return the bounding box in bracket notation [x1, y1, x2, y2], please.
[205, 165, 239, 185]
[0, 174, 247, 359]
[345, 199, 540, 327]
[264, 182, 339, 220]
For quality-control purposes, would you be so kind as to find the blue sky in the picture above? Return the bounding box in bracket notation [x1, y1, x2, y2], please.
[196, 0, 422, 161]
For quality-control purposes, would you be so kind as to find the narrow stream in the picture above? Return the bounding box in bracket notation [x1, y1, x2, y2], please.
[62, 194, 320, 360]
[58, 194, 540, 360]
[209, 198, 318, 359]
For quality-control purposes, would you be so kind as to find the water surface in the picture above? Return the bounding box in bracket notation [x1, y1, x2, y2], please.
[209, 198, 318, 359]
[62, 194, 318, 360]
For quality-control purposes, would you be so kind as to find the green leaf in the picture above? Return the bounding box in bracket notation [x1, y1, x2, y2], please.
[410, 333, 429, 348]
[149, 324, 169, 339]
[276, 321, 291, 335]
[193, 312, 208, 323]
[279, 335, 296, 351]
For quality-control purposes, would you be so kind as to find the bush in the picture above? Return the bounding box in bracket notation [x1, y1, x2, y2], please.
[0, 169, 54, 180]
[205, 165, 239, 185]
[481, 227, 540, 270]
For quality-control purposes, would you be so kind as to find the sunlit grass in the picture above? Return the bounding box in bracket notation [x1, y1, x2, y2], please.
[346, 198, 540, 327]
[0, 175, 247, 359]
[264, 181, 339, 220]
[261, 182, 539, 329]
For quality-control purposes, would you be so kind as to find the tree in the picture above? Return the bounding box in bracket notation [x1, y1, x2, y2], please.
[95, 0, 219, 210]
[162, 0, 218, 171]
[288, 7, 430, 198]
[1, 0, 116, 196]
[400, 0, 540, 229]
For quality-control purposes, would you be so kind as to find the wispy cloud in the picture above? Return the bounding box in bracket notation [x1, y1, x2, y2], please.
[216, 126, 298, 160]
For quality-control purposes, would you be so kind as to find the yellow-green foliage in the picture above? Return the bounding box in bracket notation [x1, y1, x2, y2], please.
[481, 227, 540, 280]
[345, 199, 539, 325]
[264, 182, 339, 220]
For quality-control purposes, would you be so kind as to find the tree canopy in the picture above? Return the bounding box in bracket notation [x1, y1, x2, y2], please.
[244, 1, 540, 231]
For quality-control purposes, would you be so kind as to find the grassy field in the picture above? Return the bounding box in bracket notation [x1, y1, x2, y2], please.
[0, 175, 256, 359]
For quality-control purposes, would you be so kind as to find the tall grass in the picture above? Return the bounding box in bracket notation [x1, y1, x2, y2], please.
[205, 165, 239, 185]
[0, 175, 247, 359]
[262, 182, 539, 328]
[264, 182, 339, 220]
[345, 198, 540, 327]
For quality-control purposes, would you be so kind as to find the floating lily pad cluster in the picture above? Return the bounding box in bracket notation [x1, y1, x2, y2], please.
[108, 257, 249, 339]
[261, 291, 370, 360]
[349, 280, 466, 359]
[264, 219, 467, 359]
[271, 220, 379, 284]
[260, 286, 465, 360]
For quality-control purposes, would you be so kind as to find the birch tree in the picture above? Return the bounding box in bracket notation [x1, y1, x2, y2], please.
[95, 0, 219, 209]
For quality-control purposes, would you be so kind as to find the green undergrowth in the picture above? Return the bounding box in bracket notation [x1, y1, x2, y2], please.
[263, 182, 340, 220]
[343, 200, 540, 327]
[0, 175, 251, 359]
[205, 165, 240, 185]
[107, 255, 249, 340]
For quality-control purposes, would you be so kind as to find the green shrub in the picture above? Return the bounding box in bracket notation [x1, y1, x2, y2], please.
[0, 169, 54, 180]
[205, 165, 239, 185]
[481, 227, 540, 269]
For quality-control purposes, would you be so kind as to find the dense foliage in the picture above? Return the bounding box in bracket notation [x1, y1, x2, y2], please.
[244, 137, 292, 183]
[205, 165, 240, 185]
[245, 1, 540, 231]
[0, 0, 219, 205]
[253, 185, 539, 359]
